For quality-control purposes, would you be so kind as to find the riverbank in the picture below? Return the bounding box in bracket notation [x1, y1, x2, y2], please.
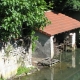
[10, 57, 44, 80]
[11, 65, 40, 80]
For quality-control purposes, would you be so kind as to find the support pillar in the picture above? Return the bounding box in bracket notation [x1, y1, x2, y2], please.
[50, 36, 54, 59]
[70, 33, 76, 50]
[70, 33, 76, 68]
[72, 33, 76, 50]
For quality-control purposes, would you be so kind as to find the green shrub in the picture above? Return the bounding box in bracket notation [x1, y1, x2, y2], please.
[0, 78, 6, 80]
[17, 66, 30, 75]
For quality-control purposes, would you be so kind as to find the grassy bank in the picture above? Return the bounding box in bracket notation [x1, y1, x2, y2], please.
[13, 66, 39, 79]
[0, 78, 6, 80]
[17, 66, 31, 75]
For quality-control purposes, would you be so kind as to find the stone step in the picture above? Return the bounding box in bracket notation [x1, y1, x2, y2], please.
[37, 58, 59, 67]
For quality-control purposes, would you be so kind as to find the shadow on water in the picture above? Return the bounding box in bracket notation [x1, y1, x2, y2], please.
[13, 48, 80, 80]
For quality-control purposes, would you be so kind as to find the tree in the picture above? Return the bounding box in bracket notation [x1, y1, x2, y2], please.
[0, 0, 49, 41]
[65, 0, 80, 11]
[45, 0, 80, 12]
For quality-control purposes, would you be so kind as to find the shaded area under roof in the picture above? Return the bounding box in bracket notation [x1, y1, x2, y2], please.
[40, 11, 80, 36]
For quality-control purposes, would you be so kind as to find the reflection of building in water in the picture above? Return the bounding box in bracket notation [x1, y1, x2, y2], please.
[72, 51, 76, 68]
[51, 68, 54, 80]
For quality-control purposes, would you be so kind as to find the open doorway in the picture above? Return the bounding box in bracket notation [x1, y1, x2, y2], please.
[53, 32, 72, 56]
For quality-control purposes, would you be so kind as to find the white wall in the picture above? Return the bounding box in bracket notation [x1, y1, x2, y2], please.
[0, 43, 32, 79]
[33, 31, 51, 58]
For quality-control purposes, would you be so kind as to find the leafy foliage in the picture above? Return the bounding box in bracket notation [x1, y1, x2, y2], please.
[17, 66, 30, 75]
[31, 31, 39, 51]
[65, 0, 80, 11]
[45, 0, 80, 12]
[0, 0, 49, 41]
[45, 0, 54, 9]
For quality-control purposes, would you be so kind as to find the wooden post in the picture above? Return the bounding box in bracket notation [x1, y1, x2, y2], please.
[50, 36, 54, 59]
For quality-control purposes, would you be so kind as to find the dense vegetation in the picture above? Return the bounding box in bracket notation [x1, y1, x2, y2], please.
[0, 0, 80, 49]
[45, 0, 80, 12]
[0, 0, 80, 41]
[0, 0, 49, 41]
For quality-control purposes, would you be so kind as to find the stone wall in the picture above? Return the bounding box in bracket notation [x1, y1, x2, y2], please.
[0, 39, 32, 79]
[33, 31, 51, 58]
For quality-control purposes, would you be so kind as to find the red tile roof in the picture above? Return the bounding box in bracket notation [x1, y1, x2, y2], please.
[40, 11, 80, 36]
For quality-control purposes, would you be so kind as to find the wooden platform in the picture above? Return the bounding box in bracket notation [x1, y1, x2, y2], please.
[37, 57, 59, 67]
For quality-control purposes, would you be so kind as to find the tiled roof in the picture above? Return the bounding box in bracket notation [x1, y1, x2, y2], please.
[40, 11, 80, 36]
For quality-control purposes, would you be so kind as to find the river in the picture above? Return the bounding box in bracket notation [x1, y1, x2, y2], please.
[13, 49, 80, 80]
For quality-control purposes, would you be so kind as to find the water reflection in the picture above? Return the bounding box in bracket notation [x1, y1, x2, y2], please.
[72, 51, 76, 68]
[13, 49, 80, 80]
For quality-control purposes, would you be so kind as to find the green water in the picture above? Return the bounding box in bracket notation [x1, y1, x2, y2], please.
[13, 49, 80, 80]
